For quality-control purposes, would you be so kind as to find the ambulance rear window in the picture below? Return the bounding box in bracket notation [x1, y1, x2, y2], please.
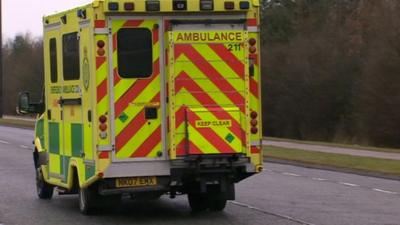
[117, 28, 153, 78]
[62, 32, 80, 81]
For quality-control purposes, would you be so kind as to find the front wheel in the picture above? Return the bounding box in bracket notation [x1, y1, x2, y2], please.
[36, 167, 54, 199]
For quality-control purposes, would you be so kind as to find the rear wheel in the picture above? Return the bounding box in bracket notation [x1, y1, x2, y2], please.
[188, 193, 208, 212]
[36, 167, 54, 199]
[79, 185, 99, 215]
[207, 195, 227, 211]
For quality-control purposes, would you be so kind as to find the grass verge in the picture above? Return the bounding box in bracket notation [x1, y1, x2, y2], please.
[264, 146, 400, 177]
[264, 136, 400, 154]
[0, 118, 35, 129]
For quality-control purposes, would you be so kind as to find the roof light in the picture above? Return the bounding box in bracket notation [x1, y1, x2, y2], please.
[239, 1, 250, 9]
[108, 2, 119, 11]
[124, 2, 135, 11]
[224, 1, 235, 10]
[200, 0, 214, 10]
[146, 1, 160, 11]
[173, 0, 187, 10]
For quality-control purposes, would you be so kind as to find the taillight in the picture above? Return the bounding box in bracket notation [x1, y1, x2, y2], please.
[97, 40, 106, 56]
[251, 127, 258, 134]
[99, 115, 108, 139]
[249, 38, 257, 46]
[250, 111, 258, 119]
[250, 111, 259, 134]
[249, 46, 257, 54]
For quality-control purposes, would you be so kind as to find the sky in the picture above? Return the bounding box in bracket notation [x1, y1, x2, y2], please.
[3, 0, 92, 38]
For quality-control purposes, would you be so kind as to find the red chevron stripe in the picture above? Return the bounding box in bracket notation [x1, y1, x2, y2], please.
[95, 20, 106, 28]
[115, 93, 160, 152]
[208, 44, 245, 79]
[247, 18, 257, 27]
[174, 45, 245, 113]
[113, 68, 121, 85]
[176, 139, 203, 156]
[97, 79, 108, 103]
[98, 152, 109, 159]
[250, 77, 259, 98]
[96, 56, 106, 70]
[130, 126, 161, 157]
[115, 110, 146, 151]
[113, 33, 117, 52]
[123, 20, 144, 28]
[175, 72, 244, 140]
[187, 110, 236, 154]
[114, 58, 160, 118]
[251, 146, 260, 154]
[152, 28, 159, 44]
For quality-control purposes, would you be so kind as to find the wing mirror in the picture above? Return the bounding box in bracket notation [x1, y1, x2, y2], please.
[17, 92, 45, 114]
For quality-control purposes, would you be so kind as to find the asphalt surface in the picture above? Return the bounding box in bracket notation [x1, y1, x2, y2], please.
[1, 126, 400, 225]
[263, 140, 400, 160]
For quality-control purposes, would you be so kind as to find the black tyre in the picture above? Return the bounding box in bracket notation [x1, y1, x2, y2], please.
[188, 193, 208, 212]
[36, 167, 54, 199]
[208, 195, 227, 212]
[79, 186, 99, 215]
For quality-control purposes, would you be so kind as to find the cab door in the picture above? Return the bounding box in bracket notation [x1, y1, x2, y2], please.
[109, 18, 165, 161]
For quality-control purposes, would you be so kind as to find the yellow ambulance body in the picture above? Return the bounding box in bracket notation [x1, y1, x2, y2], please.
[18, 0, 263, 214]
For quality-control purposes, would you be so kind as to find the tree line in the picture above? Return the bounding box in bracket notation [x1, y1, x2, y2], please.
[2, 0, 400, 148]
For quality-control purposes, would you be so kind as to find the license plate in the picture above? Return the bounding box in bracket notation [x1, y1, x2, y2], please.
[116, 177, 157, 188]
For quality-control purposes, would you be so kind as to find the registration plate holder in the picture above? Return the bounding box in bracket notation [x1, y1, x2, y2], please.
[116, 176, 157, 188]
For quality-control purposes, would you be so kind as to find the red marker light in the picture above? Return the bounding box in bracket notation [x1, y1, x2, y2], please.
[250, 111, 258, 119]
[249, 38, 257, 46]
[97, 40, 105, 48]
[249, 46, 257, 54]
[99, 115, 107, 123]
[99, 123, 107, 131]
[97, 48, 105, 56]
[251, 119, 258, 126]
[251, 127, 258, 134]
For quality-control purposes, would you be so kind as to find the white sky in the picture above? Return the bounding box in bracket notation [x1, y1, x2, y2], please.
[3, 0, 92, 38]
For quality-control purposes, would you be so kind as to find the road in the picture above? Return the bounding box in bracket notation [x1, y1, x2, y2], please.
[263, 140, 400, 160]
[0, 126, 399, 225]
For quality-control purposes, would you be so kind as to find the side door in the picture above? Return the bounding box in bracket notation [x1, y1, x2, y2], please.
[60, 32, 84, 182]
[109, 18, 165, 161]
[45, 28, 64, 181]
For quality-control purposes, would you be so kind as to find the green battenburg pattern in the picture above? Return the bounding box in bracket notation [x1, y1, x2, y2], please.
[49, 122, 60, 154]
[71, 124, 83, 157]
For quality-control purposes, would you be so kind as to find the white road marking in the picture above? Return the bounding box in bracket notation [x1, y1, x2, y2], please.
[282, 172, 301, 177]
[0, 140, 10, 144]
[339, 182, 360, 187]
[19, 145, 29, 149]
[312, 177, 327, 181]
[230, 201, 316, 225]
[373, 188, 398, 195]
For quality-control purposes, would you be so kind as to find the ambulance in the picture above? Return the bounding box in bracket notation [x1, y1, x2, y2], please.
[18, 0, 263, 214]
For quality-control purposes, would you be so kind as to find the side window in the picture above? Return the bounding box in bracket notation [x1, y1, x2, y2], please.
[50, 38, 58, 83]
[62, 32, 80, 80]
[117, 28, 153, 78]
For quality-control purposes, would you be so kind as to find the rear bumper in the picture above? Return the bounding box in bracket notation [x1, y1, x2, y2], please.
[97, 154, 255, 196]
